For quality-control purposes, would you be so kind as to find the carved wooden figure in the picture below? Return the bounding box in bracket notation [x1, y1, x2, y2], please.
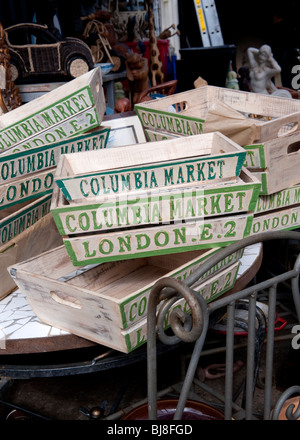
[125, 51, 149, 105]
[146, 0, 164, 86]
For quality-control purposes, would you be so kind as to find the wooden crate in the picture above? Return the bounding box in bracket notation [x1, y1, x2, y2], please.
[51, 168, 260, 236]
[0, 213, 63, 300]
[0, 68, 105, 156]
[0, 194, 51, 246]
[9, 245, 242, 352]
[134, 85, 300, 146]
[0, 126, 110, 186]
[243, 131, 300, 195]
[54, 132, 246, 203]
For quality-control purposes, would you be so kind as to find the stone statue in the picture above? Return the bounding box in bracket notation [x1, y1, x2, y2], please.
[247, 44, 291, 97]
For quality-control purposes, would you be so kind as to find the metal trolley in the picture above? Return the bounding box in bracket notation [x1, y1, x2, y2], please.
[146, 231, 300, 420]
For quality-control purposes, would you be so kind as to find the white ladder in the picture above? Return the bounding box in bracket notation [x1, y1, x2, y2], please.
[193, 0, 224, 47]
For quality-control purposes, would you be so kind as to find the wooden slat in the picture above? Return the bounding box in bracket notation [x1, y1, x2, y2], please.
[62, 212, 253, 266]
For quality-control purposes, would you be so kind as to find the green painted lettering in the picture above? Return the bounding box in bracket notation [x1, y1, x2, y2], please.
[118, 235, 131, 252]
[154, 231, 169, 247]
[224, 193, 234, 212]
[164, 168, 174, 185]
[83, 240, 96, 258]
[207, 161, 216, 180]
[91, 211, 103, 230]
[197, 162, 205, 181]
[136, 233, 150, 250]
[66, 214, 77, 233]
[217, 160, 225, 178]
[210, 195, 221, 214]
[174, 227, 186, 245]
[200, 224, 213, 240]
[186, 165, 195, 183]
[78, 212, 90, 231]
[99, 238, 114, 254]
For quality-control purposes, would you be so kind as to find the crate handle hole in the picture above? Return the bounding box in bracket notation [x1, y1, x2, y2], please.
[168, 101, 188, 113]
[278, 122, 299, 137]
[50, 291, 82, 309]
[287, 141, 300, 154]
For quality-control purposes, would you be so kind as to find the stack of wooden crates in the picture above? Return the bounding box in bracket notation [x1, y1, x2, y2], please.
[0, 67, 109, 299]
[11, 84, 300, 354]
[10, 125, 261, 352]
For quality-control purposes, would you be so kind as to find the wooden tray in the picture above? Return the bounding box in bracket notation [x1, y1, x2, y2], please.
[54, 132, 246, 203]
[0, 126, 110, 185]
[0, 194, 51, 246]
[0, 68, 105, 156]
[9, 245, 242, 352]
[50, 167, 260, 236]
[244, 131, 300, 194]
[134, 85, 300, 145]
